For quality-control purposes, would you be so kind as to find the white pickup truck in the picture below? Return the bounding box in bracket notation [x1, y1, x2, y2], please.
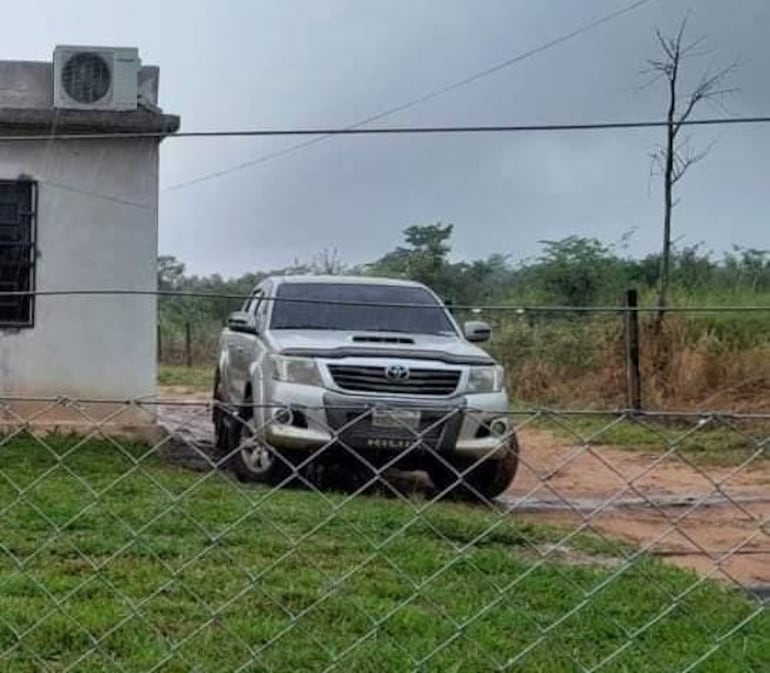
[213, 275, 518, 498]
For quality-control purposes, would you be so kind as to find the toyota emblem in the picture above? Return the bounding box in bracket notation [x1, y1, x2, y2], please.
[384, 365, 410, 381]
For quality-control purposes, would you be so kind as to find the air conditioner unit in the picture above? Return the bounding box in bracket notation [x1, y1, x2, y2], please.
[53, 45, 140, 111]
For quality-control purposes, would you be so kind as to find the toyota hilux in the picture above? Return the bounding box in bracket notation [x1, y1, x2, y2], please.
[213, 275, 518, 499]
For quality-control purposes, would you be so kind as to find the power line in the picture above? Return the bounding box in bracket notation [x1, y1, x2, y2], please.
[3, 287, 769, 313]
[13, 113, 768, 208]
[2, 115, 770, 143]
[160, 0, 657, 193]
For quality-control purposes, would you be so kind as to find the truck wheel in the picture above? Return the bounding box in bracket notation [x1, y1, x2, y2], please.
[430, 437, 520, 502]
[212, 373, 228, 459]
[227, 404, 291, 485]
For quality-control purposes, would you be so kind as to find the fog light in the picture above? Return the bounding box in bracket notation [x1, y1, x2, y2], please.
[273, 407, 293, 425]
[490, 419, 508, 436]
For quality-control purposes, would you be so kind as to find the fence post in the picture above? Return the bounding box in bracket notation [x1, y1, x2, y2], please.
[157, 324, 163, 364]
[623, 289, 642, 411]
[185, 321, 193, 369]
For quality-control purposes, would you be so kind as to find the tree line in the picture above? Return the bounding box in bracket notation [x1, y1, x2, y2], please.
[158, 223, 770, 332]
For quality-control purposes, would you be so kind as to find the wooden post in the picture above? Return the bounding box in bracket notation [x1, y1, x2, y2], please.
[185, 321, 193, 369]
[623, 289, 642, 411]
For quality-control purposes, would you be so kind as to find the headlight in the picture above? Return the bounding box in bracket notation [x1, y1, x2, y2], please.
[270, 355, 323, 386]
[466, 365, 504, 394]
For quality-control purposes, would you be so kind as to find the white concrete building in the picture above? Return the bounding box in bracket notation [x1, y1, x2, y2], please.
[0, 49, 179, 414]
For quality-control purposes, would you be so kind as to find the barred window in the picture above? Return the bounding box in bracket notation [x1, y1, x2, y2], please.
[0, 180, 36, 327]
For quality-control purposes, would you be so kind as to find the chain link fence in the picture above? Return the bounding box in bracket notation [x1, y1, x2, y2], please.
[1, 395, 767, 672]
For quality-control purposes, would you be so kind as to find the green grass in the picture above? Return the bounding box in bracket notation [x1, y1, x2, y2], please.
[527, 413, 770, 466]
[0, 436, 767, 672]
[157, 365, 212, 389]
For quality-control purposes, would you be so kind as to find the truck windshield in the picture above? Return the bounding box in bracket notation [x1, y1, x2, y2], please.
[270, 283, 456, 335]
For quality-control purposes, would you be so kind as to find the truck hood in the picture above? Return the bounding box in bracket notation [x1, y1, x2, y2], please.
[266, 330, 496, 366]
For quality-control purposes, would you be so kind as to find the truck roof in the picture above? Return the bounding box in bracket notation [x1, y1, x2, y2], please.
[266, 275, 426, 289]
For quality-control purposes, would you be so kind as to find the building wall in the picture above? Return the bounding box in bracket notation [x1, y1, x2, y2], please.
[0, 138, 159, 398]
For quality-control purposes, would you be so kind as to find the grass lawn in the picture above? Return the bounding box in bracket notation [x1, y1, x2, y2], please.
[0, 435, 767, 672]
[157, 365, 212, 390]
[523, 411, 770, 466]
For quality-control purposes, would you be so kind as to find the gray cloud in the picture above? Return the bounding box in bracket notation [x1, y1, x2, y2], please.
[4, 0, 768, 275]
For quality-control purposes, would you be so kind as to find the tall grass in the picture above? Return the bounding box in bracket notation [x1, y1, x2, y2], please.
[157, 321, 219, 367]
[489, 307, 770, 411]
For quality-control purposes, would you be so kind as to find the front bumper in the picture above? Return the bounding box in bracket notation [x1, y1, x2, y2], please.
[261, 382, 512, 460]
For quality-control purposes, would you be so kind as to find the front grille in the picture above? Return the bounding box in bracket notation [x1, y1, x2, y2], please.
[328, 365, 460, 396]
[324, 401, 465, 453]
[336, 409, 446, 446]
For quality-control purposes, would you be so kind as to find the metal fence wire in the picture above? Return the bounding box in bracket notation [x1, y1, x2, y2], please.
[156, 299, 770, 412]
[0, 396, 768, 672]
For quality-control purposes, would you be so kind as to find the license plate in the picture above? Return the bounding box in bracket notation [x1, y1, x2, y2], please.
[372, 408, 421, 429]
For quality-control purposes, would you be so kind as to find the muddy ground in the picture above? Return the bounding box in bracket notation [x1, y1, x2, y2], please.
[156, 388, 769, 592]
[503, 429, 769, 589]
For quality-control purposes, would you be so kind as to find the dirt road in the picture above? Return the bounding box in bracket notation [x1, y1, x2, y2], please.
[506, 429, 769, 588]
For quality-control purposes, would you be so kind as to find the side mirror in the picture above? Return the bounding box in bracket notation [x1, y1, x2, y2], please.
[464, 320, 491, 343]
[227, 311, 258, 334]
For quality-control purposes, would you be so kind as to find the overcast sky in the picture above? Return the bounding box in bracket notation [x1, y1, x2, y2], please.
[3, 0, 768, 276]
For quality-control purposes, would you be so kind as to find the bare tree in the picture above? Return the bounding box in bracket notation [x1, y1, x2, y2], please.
[646, 17, 737, 330]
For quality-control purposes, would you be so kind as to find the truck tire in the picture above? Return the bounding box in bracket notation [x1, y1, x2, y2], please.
[226, 401, 291, 485]
[429, 436, 520, 502]
[212, 372, 228, 460]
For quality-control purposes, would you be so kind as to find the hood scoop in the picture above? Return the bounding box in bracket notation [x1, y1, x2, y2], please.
[351, 334, 415, 345]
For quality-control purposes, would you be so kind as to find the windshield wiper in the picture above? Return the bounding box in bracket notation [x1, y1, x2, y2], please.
[362, 328, 454, 336]
[273, 325, 335, 330]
